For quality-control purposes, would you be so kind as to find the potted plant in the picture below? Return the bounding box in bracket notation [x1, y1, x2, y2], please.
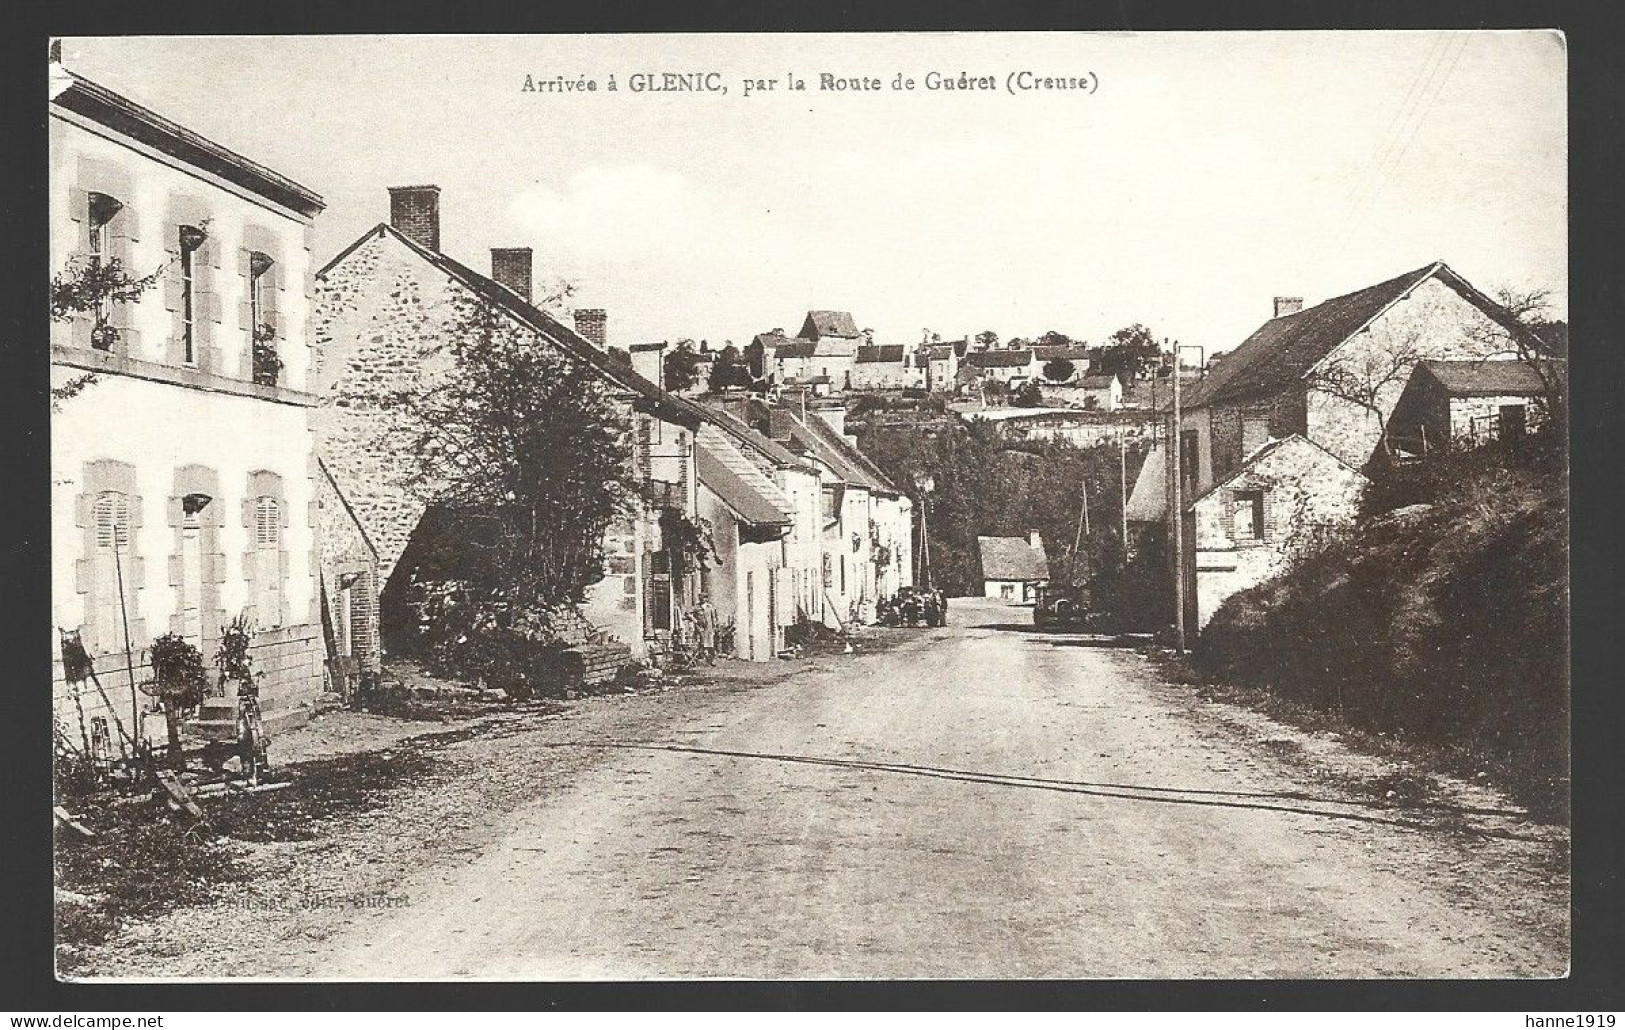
[214, 613, 256, 699]
[146, 633, 208, 769]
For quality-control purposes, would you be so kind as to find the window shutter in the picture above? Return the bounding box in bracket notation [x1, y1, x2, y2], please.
[93, 493, 130, 550]
[254, 497, 281, 547]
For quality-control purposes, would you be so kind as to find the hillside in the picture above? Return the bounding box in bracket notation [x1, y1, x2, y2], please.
[1196, 434, 1568, 818]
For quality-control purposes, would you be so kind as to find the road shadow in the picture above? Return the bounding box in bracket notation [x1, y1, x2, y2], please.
[539, 740, 1547, 843]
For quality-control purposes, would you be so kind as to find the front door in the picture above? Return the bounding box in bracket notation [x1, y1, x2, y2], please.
[1500, 403, 1527, 439]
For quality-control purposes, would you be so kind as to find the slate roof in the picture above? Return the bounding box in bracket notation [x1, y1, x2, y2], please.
[1078, 374, 1120, 390]
[699, 404, 814, 472]
[765, 408, 897, 495]
[977, 535, 1050, 582]
[1417, 359, 1551, 396]
[857, 344, 906, 363]
[697, 439, 792, 528]
[773, 340, 818, 359]
[321, 224, 700, 428]
[1033, 346, 1091, 363]
[965, 350, 1035, 369]
[1182, 261, 1547, 410]
[800, 310, 862, 339]
[927, 345, 957, 361]
[1123, 445, 1167, 523]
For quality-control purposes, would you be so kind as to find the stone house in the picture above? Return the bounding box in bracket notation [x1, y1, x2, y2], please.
[796, 310, 863, 391]
[695, 432, 794, 661]
[848, 343, 915, 391]
[1180, 436, 1366, 629]
[1385, 359, 1556, 455]
[49, 63, 329, 743]
[1033, 345, 1092, 385]
[977, 532, 1050, 603]
[722, 401, 914, 627]
[962, 348, 1039, 396]
[1126, 260, 1544, 632]
[700, 405, 828, 628]
[313, 187, 703, 661]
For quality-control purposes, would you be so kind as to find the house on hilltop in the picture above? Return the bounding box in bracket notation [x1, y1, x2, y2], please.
[1386, 358, 1556, 455]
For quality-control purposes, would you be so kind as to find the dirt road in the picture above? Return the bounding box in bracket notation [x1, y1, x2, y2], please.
[281, 598, 1565, 979]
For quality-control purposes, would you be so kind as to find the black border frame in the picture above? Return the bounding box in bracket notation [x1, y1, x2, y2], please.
[4, 0, 1620, 1012]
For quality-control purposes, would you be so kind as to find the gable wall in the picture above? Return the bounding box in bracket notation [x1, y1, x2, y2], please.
[1306, 275, 1512, 466]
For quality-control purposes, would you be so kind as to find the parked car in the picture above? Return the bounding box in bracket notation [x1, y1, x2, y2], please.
[1033, 584, 1090, 629]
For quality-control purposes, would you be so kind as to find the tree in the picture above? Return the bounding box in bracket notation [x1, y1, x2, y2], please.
[1469, 286, 1567, 425]
[400, 293, 636, 609]
[1089, 323, 1162, 378]
[1302, 324, 1427, 462]
[975, 330, 1000, 350]
[1039, 330, 1075, 348]
[49, 253, 164, 408]
[1041, 357, 1076, 383]
[1012, 379, 1045, 407]
[663, 340, 703, 392]
[708, 343, 752, 392]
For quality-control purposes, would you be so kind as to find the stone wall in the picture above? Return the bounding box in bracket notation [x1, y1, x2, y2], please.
[1188, 435, 1366, 629]
[1306, 275, 1511, 467]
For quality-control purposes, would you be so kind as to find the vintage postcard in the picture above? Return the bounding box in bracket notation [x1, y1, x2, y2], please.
[48, 31, 1568, 981]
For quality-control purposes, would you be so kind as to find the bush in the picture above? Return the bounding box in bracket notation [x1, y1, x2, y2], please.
[1197, 444, 1568, 818]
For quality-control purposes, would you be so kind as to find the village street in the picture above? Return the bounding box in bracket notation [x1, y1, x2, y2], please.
[223, 596, 1560, 982]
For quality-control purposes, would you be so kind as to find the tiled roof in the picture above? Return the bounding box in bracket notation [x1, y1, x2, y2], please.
[857, 344, 906, 363]
[801, 310, 861, 339]
[965, 350, 1034, 369]
[977, 536, 1049, 582]
[1418, 359, 1552, 396]
[1182, 261, 1548, 410]
[753, 331, 793, 349]
[699, 404, 813, 472]
[1078, 374, 1119, 390]
[697, 438, 792, 527]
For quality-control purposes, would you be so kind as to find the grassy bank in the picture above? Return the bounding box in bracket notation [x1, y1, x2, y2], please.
[1196, 433, 1568, 821]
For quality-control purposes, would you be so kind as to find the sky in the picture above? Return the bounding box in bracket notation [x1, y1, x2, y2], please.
[61, 32, 1567, 356]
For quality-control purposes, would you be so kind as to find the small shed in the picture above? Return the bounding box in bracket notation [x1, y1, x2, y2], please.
[976, 532, 1050, 603]
[1387, 359, 1554, 455]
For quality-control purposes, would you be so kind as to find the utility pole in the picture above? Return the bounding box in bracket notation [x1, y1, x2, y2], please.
[1171, 344, 1187, 652]
[1119, 432, 1129, 569]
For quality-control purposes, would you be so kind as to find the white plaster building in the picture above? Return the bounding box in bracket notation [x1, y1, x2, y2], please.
[50, 64, 328, 741]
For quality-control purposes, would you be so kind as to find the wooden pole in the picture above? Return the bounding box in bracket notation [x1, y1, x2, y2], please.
[1171, 341, 1187, 653]
[112, 534, 142, 749]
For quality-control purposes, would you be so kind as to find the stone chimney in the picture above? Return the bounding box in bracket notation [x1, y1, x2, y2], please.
[1274, 296, 1304, 318]
[1029, 529, 1043, 551]
[388, 185, 441, 252]
[818, 407, 847, 436]
[574, 308, 608, 349]
[490, 248, 533, 303]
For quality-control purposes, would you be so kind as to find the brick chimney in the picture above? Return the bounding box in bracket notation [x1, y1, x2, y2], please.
[388, 186, 441, 252]
[490, 248, 533, 303]
[1274, 296, 1304, 317]
[574, 308, 608, 349]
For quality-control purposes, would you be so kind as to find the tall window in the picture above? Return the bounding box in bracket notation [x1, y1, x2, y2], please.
[252, 495, 283, 627]
[178, 225, 206, 365]
[87, 193, 123, 347]
[91, 491, 132, 648]
[249, 252, 278, 385]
